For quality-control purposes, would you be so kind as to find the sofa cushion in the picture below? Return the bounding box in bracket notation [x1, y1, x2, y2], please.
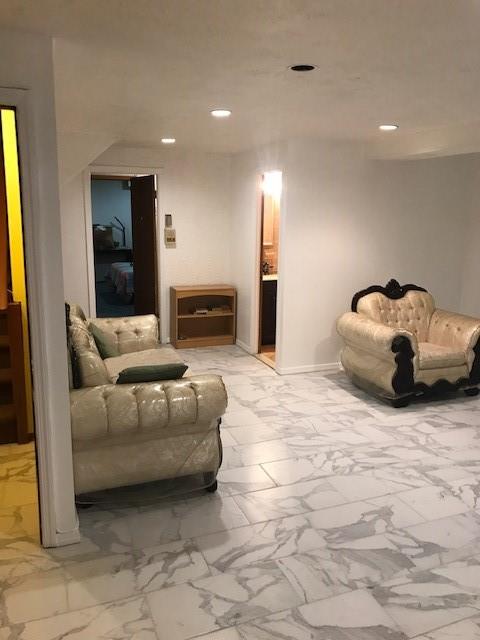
[117, 363, 187, 384]
[90, 323, 120, 359]
[357, 290, 435, 342]
[104, 346, 184, 382]
[418, 342, 466, 370]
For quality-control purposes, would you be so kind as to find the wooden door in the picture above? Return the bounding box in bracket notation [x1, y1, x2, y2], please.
[130, 175, 157, 315]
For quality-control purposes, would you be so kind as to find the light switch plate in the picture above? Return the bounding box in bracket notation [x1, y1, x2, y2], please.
[164, 227, 176, 248]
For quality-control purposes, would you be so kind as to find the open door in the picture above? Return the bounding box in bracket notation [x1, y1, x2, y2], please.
[130, 175, 157, 315]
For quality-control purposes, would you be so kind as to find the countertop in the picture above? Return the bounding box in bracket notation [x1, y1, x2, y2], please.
[262, 274, 278, 281]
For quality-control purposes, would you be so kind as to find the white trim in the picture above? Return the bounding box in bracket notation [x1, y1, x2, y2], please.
[83, 165, 164, 328]
[0, 87, 79, 547]
[236, 338, 255, 354]
[276, 362, 341, 375]
[252, 177, 263, 355]
[273, 172, 286, 372]
[82, 169, 96, 317]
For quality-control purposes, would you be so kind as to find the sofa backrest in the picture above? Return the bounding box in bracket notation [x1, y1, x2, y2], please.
[88, 315, 159, 354]
[357, 290, 436, 342]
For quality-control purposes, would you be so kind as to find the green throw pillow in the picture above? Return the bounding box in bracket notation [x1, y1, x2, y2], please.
[116, 363, 188, 384]
[89, 323, 120, 359]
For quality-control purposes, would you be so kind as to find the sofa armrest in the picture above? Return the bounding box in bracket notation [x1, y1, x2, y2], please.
[70, 374, 227, 441]
[429, 309, 480, 370]
[88, 314, 159, 354]
[337, 312, 418, 359]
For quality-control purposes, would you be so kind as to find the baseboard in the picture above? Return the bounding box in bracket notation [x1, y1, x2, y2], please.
[46, 524, 81, 548]
[276, 362, 341, 375]
[236, 339, 255, 354]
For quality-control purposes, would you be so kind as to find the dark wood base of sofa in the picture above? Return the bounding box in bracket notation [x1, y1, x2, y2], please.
[347, 371, 479, 408]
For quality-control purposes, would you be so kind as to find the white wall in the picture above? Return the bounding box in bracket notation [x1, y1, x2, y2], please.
[60, 174, 90, 311]
[230, 139, 478, 372]
[460, 156, 480, 317]
[61, 144, 232, 342]
[280, 140, 477, 371]
[0, 30, 78, 545]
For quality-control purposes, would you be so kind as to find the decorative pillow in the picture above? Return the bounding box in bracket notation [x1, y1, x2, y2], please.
[89, 323, 120, 359]
[116, 363, 188, 384]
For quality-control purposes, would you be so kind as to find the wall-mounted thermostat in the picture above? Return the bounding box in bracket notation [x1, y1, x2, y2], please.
[164, 227, 176, 248]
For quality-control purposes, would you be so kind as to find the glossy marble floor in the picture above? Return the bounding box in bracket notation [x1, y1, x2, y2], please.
[3, 346, 480, 638]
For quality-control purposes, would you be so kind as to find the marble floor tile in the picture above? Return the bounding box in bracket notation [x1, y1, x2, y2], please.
[4, 346, 480, 634]
[328, 474, 420, 502]
[3, 568, 68, 624]
[135, 538, 210, 592]
[195, 514, 326, 572]
[373, 557, 480, 637]
[215, 589, 407, 639]
[233, 478, 347, 524]
[306, 496, 426, 544]
[413, 616, 480, 639]
[221, 439, 296, 470]
[261, 451, 354, 485]
[222, 409, 265, 428]
[6, 596, 156, 640]
[445, 476, 480, 510]
[128, 495, 249, 548]
[226, 423, 284, 445]
[147, 561, 303, 639]
[0, 502, 39, 541]
[63, 553, 137, 611]
[217, 465, 276, 496]
[396, 512, 480, 570]
[396, 485, 470, 521]
[277, 533, 416, 603]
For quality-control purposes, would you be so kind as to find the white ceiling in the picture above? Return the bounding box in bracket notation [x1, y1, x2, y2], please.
[2, 0, 480, 157]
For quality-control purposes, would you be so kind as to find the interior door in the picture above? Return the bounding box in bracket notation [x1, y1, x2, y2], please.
[130, 175, 157, 315]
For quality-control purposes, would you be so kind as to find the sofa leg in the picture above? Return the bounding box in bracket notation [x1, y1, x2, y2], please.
[204, 472, 217, 493]
[205, 480, 218, 493]
[391, 397, 410, 408]
[464, 387, 479, 397]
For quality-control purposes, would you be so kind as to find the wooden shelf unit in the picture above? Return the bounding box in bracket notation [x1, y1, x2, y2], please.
[170, 285, 236, 349]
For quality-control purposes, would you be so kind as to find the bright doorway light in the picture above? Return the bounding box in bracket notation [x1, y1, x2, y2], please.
[211, 109, 232, 118]
[161, 138, 176, 144]
[379, 124, 399, 131]
[262, 171, 282, 199]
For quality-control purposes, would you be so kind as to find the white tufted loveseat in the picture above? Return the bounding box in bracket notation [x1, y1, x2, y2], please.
[67, 303, 227, 495]
[337, 280, 480, 406]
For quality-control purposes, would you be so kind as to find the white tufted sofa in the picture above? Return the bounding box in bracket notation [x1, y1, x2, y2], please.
[67, 303, 227, 494]
[337, 280, 480, 406]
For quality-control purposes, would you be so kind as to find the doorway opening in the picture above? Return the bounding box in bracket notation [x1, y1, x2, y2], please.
[91, 174, 158, 317]
[0, 107, 39, 541]
[257, 170, 282, 369]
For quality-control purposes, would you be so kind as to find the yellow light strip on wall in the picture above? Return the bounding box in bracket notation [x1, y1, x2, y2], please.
[1, 108, 34, 434]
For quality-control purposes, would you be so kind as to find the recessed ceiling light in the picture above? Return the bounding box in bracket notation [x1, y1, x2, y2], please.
[379, 124, 399, 131]
[161, 137, 176, 144]
[211, 109, 232, 118]
[290, 64, 316, 72]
